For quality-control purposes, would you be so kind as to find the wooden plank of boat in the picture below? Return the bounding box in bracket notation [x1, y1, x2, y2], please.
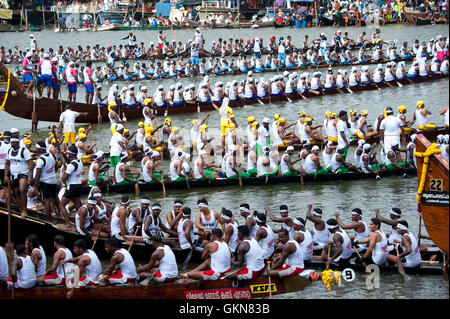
[0, 274, 311, 299]
[81, 168, 418, 195]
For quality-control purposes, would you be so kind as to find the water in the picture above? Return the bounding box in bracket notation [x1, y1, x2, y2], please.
[0, 24, 448, 299]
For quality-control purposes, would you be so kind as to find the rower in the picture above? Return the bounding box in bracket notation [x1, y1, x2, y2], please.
[254, 213, 275, 261]
[357, 109, 377, 139]
[223, 146, 248, 179]
[306, 204, 329, 253]
[107, 102, 121, 135]
[115, 152, 139, 185]
[38, 235, 74, 286]
[128, 198, 151, 237]
[303, 145, 328, 175]
[195, 198, 221, 241]
[265, 205, 295, 239]
[256, 118, 271, 156]
[280, 146, 300, 176]
[182, 227, 232, 281]
[239, 203, 258, 239]
[61, 239, 102, 288]
[375, 208, 403, 253]
[328, 145, 360, 174]
[256, 148, 279, 177]
[292, 217, 314, 262]
[168, 150, 190, 182]
[324, 68, 336, 91]
[322, 140, 336, 169]
[386, 220, 422, 269]
[353, 217, 388, 267]
[137, 233, 179, 285]
[406, 134, 418, 167]
[334, 209, 370, 255]
[8, 244, 37, 289]
[348, 67, 360, 87]
[99, 237, 137, 286]
[410, 101, 437, 130]
[25, 234, 46, 279]
[142, 203, 178, 245]
[321, 218, 353, 268]
[227, 225, 265, 280]
[33, 141, 59, 220]
[269, 228, 304, 279]
[175, 206, 196, 262]
[407, 60, 420, 79]
[75, 132, 96, 161]
[221, 209, 240, 256]
[75, 197, 105, 240]
[360, 143, 383, 174]
[57, 105, 85, 149]
[193, 149, 220, 181]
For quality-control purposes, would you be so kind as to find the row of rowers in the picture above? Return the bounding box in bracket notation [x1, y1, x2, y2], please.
[73, 57, 449, 108]
[1, 198, 423, 289]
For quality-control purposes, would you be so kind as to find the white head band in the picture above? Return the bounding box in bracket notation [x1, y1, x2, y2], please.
[240, 207, 249, 213]
[93, 193, 102, 197]
[327, 224, 338, 229]
[174, 203, 183, 207]
[221, 214, 231, 221]
[294, 219, 304, 227]
[141, 199, 151, 205]
[198, 203, 208, 208]
[396, 223, 408, 231]
[390, 208, 401, 217]
[152, 205, 162, 210]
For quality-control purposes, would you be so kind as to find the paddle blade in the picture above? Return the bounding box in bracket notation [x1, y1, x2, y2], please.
[135, 183, 140, 196]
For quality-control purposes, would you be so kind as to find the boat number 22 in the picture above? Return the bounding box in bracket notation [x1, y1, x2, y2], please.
[430, 179, 443, 191]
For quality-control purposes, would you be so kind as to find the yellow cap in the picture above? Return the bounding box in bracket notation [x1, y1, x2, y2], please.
[0, 133, 3, 138]
[304, 117, 313, 123]
[349, 109, 357, 115]
[201, 125, 208, 132]
[164, 118, 171, 125]
[248, 116, 255, 123]
[229, 123, 236, 129]
[123, 129, 129, 134]
[325, 111, 332, 118]
[361, 109, 369, 116]
[278, 118, 286, 124]
[398, 105, 406, 113]
[383, 108, 387, 118]
[153, 146, 162, 152]
[252, 121, 259, 129]
[274, 113, 280, 120]
[299, 111, 306, 117]
[108, 101, 117, 107]
[138, 121, 144, 127]
[171, 126, 179, 133]
[77, 133, 87, 140]
[331, 112, 337, 118]
[144, 98, 152, 106]
[416, 101, 424, 108]
[24, 139, 32, 145]
[51, 138, 56, 144]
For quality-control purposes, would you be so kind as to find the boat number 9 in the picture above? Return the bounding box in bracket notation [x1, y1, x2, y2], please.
[430, 179, 443, 191]
[341, 268, 356, 282]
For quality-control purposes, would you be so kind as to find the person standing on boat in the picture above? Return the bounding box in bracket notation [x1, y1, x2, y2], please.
[227, 225, 265, 281]
[334, 209, 370, 255]
[99, 237, 137, 286]
[109, 124, 127, 178]
[321, 218, 353, 269]
[0, 245, 8, 288]
[22, 51, 35, 98]
[33, 141, 59, 220]
[59, 145, 83, 230]
[61, 239, 102, 288]
[3, 135, 33, 219]
[38, 235, 74, 286]
[7, 244, 37, 289]
[181, 228, 232, 281]
[269, 228, 305, 279]
[353, 217, 389, 267]
[122, 32, 136, 52]
[379, 106, 405, 155]
[63, 61, 78, 103]
[57, 105, 85, 149]
[386, 220, 422, 269]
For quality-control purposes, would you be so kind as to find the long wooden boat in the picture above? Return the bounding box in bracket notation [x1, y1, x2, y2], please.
[0, 274, 312, 299]
[80, 168, 419, 195]
[0, 202, 203, 263]
[1, 62, 447, 124]
[414, 134, 449, 255]
[413, 16, 449, 25]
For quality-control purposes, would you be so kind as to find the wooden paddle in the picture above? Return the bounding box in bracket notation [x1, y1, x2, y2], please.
[395, 245, 406, 276]
[91, 220, 107, 250]
[135, 181, 140, 196]
[443, 254, 448, 282]
[266, 260, 272, 299]
[161, 174, 166, 197]
[347, 87, 354, 94]
[309, 89, 321, 95]
[90, 129, 98, 153]
[220, 267, 246, 280]
[257, 98, 265, 105]
[96, 99, 102, 125]
[299, 92, 308, 100]
[127, 226, 141, 252]
[181, 238, 199, 271]
[396, 81, 403, 87]
[374, 83, 382, 91]
[31, 88, 37, 132]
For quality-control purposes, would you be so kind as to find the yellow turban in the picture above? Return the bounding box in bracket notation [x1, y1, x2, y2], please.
[248, 116, 255, 123]
[416, 101, 424, 109]
[398, 105, 406, 113]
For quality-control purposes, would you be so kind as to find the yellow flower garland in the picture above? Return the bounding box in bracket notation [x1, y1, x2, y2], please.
[0, 69, 11, 111]
[322, 270, 341, 290]
[414, 143, 442, 204]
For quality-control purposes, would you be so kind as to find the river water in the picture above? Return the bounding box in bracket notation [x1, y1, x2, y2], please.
[0, 24, 448, 299]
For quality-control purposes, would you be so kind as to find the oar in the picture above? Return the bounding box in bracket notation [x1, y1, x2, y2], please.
[127, 226, 141, 252]
[181, 238, 199, 271]
[183, 172, 191, 191]
[135, 181, 140, 196]
[220, 267, 246, 280]
[266, 260, 272, 299]
[161, 174, 166, 197]
[257, 98, 265, 105]
[90, 129, 98, 153]
[299, 92, 308, 100]
[97, 99, 102, 125]
[374, 83, 382, 91]
[347, 86, 354, 94]
[31, 88, 37, 132]
[91, 220, 107, 250]
[443, 254, 448, 282]
[395, 245, 406, 277]
[396, 81, 403, 87]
